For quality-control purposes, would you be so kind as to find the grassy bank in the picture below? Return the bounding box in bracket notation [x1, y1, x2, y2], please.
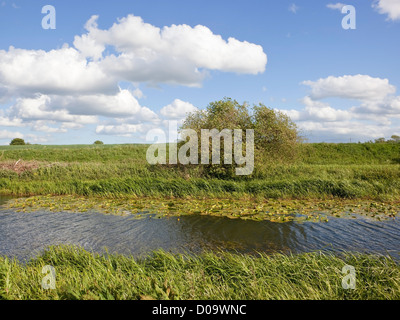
[0, 143, 399, 200]
[1, 245, 399, 300]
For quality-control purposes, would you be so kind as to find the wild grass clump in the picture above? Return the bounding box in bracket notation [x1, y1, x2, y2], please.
[1, 176, 399, 200]
[1, 245, 399, 300]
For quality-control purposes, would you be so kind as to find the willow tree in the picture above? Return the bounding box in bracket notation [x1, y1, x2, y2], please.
[180, 98, 301, 178]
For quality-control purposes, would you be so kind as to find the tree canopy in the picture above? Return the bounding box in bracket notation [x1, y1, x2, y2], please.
[180, 98, 302, 177]
[10, 138, 26, 146]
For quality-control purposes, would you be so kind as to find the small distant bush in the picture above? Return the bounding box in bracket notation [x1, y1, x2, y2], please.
[10, 138, 26, 146]
[94, 141, 104, 145]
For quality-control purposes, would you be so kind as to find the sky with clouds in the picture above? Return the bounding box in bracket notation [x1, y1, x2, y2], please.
[0, 0, 399, 144]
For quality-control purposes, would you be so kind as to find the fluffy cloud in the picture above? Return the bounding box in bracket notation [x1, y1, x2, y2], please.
[4, 89, 159, 134]
[0, 14, 267, 141]
[298, 120, 390, 139]
[373, 0, 400, 21]
[352, 96, 400, 118]
[326, 3, 346, 11]
[30, 121, 68, 133]
[159, 99, 197, 120]
[0, 46, 116, 97]
[95, 99, 196, 138]
[74, 14, 267, 87]
[95, 123, 144, 136]
[0, 115, 23, 127]
[8, 95, 98, 124]
[49, 90, 158, 120]
[282, 96, 351, 122]
[302, 75, 396, 102]
[280, 74, 400, 141]
[0, 129, 23, 140]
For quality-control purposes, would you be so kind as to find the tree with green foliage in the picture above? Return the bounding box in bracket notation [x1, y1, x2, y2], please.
[390, 135, 400, 143]
[180, 98, 301, 177]
[94, 140, 104, 145]
[374, 138, 386, 143]
[10, 138, 26, 146]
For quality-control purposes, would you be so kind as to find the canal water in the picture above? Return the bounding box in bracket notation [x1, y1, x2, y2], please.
[1, 196, 400, 261]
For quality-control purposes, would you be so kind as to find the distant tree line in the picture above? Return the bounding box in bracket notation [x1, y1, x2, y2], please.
[9, 138, 105, 146]
[369, 135, 400, 144]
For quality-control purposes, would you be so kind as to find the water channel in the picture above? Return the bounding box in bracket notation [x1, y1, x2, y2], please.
[1, 196, 400, 262]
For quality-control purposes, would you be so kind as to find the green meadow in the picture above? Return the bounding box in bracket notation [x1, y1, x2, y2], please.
[0, 142, 399, 200]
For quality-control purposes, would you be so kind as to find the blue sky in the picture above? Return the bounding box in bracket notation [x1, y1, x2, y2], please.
[0, 0, 399, 144]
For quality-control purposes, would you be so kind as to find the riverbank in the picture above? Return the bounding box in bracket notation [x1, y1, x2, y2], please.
[1, 245, 399, 300]
[0, 143, 399, 200]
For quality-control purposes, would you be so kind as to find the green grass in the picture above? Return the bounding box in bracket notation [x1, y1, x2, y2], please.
[1, 142, 399, 164]
[0, 143, 399, 199]
[1, 245, 399, 300]
[296, 142, 400, 165]
[0, 144, 149, 162]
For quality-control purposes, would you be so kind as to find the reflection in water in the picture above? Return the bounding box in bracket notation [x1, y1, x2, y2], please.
[1, 196, 400, 262]
[0, 195, 14, 206]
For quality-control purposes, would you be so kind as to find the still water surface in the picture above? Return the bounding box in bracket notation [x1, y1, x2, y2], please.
[1, 196, 400, 261]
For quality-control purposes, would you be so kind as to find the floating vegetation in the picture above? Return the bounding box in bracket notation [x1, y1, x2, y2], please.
[2, 195, 399, 223]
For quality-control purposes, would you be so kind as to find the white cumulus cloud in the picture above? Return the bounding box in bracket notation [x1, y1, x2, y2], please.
[73, 14, 267, 87]
[302, 75, 396, 102]
[0, 46, 115, 97]
[160, 99, 198, 120]
[279, 74, 400, 141]
[0, 13, 267, 140]
[96, 123, 144, 136]
[373, 0, 400, 21]
[9, 95, 98, 124]
[0, 129, 23, 140]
